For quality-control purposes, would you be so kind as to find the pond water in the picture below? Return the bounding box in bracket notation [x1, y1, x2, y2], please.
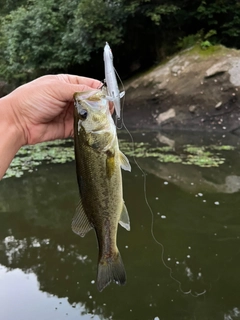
[1, 131, 240, 320]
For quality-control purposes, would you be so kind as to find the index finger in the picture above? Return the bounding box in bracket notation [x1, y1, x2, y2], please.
[57, 74, 102, 89]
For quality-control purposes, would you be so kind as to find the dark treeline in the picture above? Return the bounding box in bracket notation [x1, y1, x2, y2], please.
[0, 0, 240, 85]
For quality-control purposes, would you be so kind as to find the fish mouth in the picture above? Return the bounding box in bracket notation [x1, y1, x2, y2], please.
[74, 89, 103, 101]
[74, 90, 109, 116]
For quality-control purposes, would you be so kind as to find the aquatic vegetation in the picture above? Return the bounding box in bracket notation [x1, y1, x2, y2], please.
[119, 140, 150, 158]
[119, 141, 175, 158]
[3, 138, 237, 180]
[208, 145, 235, 151]
[183, 155, 225, 167]
[149, 146, 174, 153]
[182, 144, 234, 167]
[184, 145, 208, 155]
[157, 154, 182, 163]
[119, 140, 235, 168]
[3, 139, 74, 179]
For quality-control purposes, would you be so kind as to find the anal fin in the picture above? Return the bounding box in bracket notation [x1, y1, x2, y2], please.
[119, 202, 130, 231]
[72, 197, 93, 237]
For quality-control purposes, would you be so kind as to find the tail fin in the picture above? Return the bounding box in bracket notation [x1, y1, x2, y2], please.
[97, 250, 126, 292]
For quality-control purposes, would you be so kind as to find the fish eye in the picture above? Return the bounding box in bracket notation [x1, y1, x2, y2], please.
[80, 109, 88, 120]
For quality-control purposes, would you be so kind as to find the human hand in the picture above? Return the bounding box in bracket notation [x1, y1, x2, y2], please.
[6, 74, 102, 145]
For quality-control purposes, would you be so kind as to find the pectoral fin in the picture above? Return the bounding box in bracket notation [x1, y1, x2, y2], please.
[119, 151, 131, 172]
[119, 202, 130, 231]
[72, 198, 93, 237]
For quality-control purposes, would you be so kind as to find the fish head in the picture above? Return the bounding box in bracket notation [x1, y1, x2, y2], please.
[74, 89, 114, 134]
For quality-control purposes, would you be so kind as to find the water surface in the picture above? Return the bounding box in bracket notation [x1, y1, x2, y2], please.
[1, 131, 240, 320]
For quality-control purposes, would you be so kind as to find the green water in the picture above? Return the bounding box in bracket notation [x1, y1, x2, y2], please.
[1, 131, 240, 320]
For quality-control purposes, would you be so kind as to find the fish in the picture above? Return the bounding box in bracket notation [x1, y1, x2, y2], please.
[72, 88, 131, 292]
[103, 42, 125, 119]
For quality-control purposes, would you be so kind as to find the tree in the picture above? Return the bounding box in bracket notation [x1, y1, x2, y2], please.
[193, 0, 240, 47]
[0, 0, 182, 83]
[1, 0, 240, 85]
[0, 0, 80, 82]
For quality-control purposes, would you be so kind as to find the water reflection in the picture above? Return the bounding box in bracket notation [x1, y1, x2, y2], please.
[1, 132, 240, 319]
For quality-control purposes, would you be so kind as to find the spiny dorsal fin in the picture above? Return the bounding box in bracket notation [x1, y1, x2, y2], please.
[119, 202, 130, 231]
[72, 198, 93, 237]
[119, 151, 131, 172]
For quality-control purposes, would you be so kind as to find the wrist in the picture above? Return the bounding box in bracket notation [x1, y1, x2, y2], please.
[0, 94, 26, 145]
[0, 95, 25, 179]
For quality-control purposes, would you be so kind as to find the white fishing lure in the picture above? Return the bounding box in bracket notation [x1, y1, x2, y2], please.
[103, 42, 125, 119]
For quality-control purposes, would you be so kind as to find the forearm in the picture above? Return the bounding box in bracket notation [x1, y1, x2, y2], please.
[0, 95, 24, 179]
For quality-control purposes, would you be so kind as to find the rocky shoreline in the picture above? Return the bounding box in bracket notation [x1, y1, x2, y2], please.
[124, 45, 240, 135]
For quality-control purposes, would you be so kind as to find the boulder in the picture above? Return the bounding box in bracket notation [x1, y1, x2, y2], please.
[124, 45, 240, 133]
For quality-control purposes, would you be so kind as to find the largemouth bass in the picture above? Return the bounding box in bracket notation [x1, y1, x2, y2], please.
[72, 89, 131, 292]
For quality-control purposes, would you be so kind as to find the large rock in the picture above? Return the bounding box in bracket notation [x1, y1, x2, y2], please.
[124, 45, 240, 133]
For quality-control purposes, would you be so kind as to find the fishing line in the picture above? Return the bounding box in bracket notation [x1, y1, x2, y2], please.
[113, 67, 125, 130]
[123, 123, 206, 297]
[115, 70, 206, 297]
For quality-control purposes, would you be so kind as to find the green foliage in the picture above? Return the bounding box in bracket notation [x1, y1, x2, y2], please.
[0, 0, 27, 15]
[144, 4, 179, 25]
[66, 0, 126, 56]
[204, 29, 217, 40]
[200, 40, 212, 50]
[0, 0, 130, 83]
[177, 28, 218, 51]
[0, 0, 181, 84]
[193, 0, 240, 46]
[0, 0, 240, 85]
[177, 33, 202, 50]
[0, 0, 80, 82]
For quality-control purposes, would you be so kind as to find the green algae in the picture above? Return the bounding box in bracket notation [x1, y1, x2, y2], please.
[183, 155, 225, 167]
[3, 137, 237, 180]
[157, 154, 182, 164]
[208, 145, 235, 151]
[119, 140, 235, 168]
[3, 139, 74, 179]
